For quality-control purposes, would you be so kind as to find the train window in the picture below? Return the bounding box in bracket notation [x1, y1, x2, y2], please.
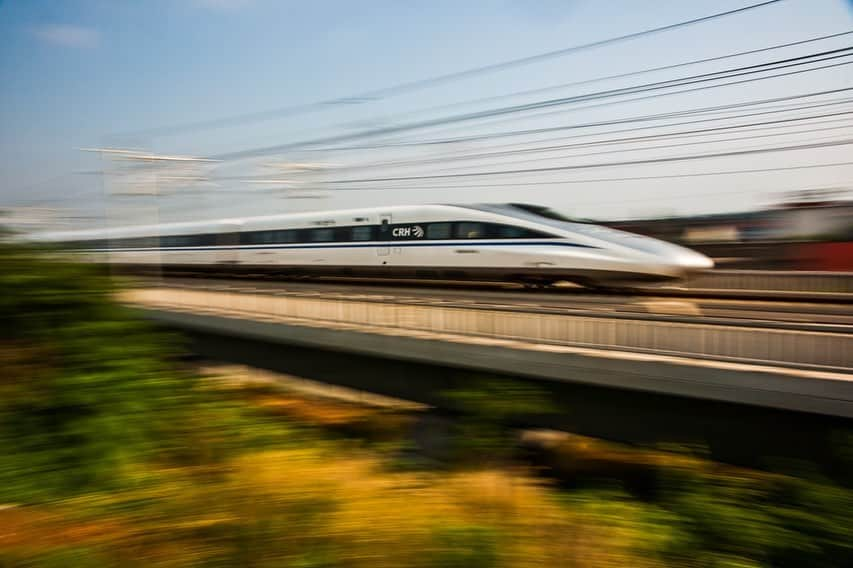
[427, 223, 452, 239]
[163, 234, 196, 247]
[217, 233, 239, 247]
[242, 230, 297, 245]
[134, 236, 157, 248]
[264, 230, 292, 244]
[489, 224, 552, 239]
[351, 226, 374, 241]
[495, 226, 521, 239]
[241, 231, 262, 245]
[196, 234, 218, 246]
[309, 228, 335, 242]
[455, 222, 485, 239]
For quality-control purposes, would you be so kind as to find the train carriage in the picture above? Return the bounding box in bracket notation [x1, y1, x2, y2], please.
[34, 203, 713, 286]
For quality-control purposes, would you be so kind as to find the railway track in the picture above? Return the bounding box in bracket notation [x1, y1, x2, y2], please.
[123, 266, 853, 302]
[136, 276, 853, 333]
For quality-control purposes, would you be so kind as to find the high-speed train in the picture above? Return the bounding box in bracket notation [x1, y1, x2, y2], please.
[36, 203, 713, 286]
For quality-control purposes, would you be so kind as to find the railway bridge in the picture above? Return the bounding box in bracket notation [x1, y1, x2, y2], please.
[123, 271, 853, 467]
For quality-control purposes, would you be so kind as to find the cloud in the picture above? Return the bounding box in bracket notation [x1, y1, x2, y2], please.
[31, 24, 100, 48]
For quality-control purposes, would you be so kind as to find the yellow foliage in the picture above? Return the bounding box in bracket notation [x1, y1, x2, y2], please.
[224, 449, 663, 568]
[1, 445, 666, 567]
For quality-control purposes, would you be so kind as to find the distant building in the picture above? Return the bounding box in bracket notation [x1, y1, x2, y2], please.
[606, 210, 771, 244]
[770, 189, 853, 241]
[605, 189, 853, 244]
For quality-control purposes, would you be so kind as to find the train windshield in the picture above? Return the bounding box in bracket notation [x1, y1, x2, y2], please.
[457, 203, 595, 227]
[459, 203, 677, 254]
[505, 203, 594, 224]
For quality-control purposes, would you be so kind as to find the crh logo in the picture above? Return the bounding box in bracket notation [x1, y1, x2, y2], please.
[392, 225, 425, 238]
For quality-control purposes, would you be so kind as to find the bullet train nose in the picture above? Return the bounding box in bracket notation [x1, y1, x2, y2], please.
[677, 249, 715, 271]
[639, 244, 714, 279]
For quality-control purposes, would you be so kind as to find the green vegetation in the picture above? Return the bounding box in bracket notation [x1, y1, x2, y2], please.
[1, 239, 185, 500]
[449, 382, 853, 568]
[0, 239, 851, 567]
[442, 378, 554, 464]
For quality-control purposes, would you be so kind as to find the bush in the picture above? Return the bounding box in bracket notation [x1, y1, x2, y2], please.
[441, 378, 554, 465]
[0, 241, 202, 501]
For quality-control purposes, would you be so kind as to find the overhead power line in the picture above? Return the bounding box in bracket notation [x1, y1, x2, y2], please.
[211, 53, 853, 161]
[320, 138, 853, 184]
[232, 110, 853, 182]
[389, 49, 853, 145]
[340, 30, 853, 128]
[218, 99, 853, 183]
[120, 0, 787, 138]
[422, 128, 853, 174]
[303, 104, 853, 173]
[410, 61, 853, 144]
[313, 87, 853, 153]
[316, 161, 853, 191]
[355, 0, 789, 98]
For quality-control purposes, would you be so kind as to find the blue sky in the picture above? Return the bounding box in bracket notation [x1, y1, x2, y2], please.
[1, 0, 852, 225]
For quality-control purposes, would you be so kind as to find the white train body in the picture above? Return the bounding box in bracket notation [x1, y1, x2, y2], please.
[35, 203, 713, 285]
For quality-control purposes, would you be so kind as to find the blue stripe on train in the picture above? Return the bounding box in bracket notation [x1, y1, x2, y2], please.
[80, 240, 598, 252]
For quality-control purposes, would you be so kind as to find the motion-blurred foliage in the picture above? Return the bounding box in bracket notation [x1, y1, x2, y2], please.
[442, 378, 555, 465]
[0, 240, 190, 499]
[0, 240, 292, 501]
[1, 240, 851, 567]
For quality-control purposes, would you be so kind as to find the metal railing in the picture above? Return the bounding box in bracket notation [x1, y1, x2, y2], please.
[125, 288, 853, 371]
